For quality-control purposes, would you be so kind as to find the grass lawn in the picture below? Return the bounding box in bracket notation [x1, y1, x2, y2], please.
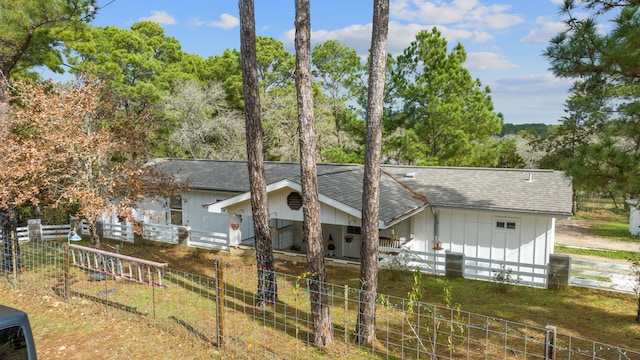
[555, 245, 638, 260]
[592, 221, 640, 241]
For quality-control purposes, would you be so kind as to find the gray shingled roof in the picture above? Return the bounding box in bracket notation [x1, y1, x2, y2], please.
[150, 158, 573, 224]
[382, 165, 573, 216]
[150, 158, 427, 226]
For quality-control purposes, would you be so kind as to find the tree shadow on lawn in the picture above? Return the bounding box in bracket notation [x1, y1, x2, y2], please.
[162, 267, 318, 343]
[463, 285, 640, 352]
[160, 266, 373, 357]
[51, 278, 148, 316]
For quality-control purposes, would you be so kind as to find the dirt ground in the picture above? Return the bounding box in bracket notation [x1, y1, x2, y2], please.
[555, 217, 640, 263]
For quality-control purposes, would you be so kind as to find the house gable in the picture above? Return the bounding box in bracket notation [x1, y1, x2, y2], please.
[208, 179, 390, 228]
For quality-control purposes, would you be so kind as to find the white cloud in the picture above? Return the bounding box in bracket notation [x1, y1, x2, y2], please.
[490, 73, 572, 95]
[188, 17, 206, 28]
[282, 21, 494, 59]
[139, 10, 176, 25]
[470, 30, 494, 43]
[479, 12, 524, 30]
[521, 17, 565, 44]
[283, 23, 373, 55]
[390, 0, 523, 30]
[189, 13, 239, 30]
[208, 13, 239, 29]
[465, 52, 518, 71]
[550, 0, 564, 5]
[489, 73, 573, 124]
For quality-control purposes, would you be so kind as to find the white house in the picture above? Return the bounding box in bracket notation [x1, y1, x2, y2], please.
[145, 158, 573, 274]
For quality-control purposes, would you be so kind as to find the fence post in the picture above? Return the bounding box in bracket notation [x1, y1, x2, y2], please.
[545, 325, 557, 360]
[547, 255, 570, 291]
[445, 252, 464, 279]
[11, 230, 17, 289]
[64, 243, 70, 301]
[214, 259, 225, 349]
[344, 284, 348, 350]
[27, 219, 42, 242]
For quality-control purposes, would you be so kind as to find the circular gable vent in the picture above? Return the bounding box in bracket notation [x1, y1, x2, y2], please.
[287, 192, 303, 210]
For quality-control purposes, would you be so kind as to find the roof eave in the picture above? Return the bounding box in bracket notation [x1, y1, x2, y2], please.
[381, 203, 429, 229]
[430, 203, 573, 217]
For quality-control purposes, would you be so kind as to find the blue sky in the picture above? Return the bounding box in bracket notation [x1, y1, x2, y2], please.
[87, 0, 578, 125]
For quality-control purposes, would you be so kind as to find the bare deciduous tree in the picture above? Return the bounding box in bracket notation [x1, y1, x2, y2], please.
[163, 80, 246, 160]
[1, 80, 179, 248]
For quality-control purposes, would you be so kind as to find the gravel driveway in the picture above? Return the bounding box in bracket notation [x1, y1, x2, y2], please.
[555, 218, 640, 264]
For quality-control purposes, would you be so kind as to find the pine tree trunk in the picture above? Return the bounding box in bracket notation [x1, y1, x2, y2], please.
[294, 0, 333, 347]
[239, 0, 277, 307]
[355, 0, 389, 346]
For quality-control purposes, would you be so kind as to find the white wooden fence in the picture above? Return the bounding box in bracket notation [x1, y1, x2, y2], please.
[16, 227, 28, 242]
[16, 221, 229, 251]
[102, 222, 134, 243]
[14, 222, 638, 294]
[142, 223, 179, 244]
[189, 228, 229, 251]
[570, 259, 636, 293]
[378, 246, 445, 275]
[379, 247, 549, 288]
[379, 246, 636, 293]
[41, 224, 71, 241]
[16, 224, 69, 242]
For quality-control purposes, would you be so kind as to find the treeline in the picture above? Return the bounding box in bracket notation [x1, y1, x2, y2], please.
[500, 123, 552, 138]
[1, 3, 526, 169]
[1, 0, 638, 210]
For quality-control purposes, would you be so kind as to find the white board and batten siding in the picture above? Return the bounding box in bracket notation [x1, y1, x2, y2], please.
[103, 190, 248, 249]
[437, 208, 553, 284]
[178, 190, 223, 232]
[403, 208, 553, 285]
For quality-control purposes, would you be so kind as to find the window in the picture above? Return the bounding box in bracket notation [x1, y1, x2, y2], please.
[496, 220, 517, 230]
[170, 196, 182, 225]
[0, 325, 29, 360]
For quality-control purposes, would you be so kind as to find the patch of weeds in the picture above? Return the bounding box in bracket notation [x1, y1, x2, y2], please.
[443, 281, 465, 349]
[239, 253, 256, 266]
[492, 264, 520, 294]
